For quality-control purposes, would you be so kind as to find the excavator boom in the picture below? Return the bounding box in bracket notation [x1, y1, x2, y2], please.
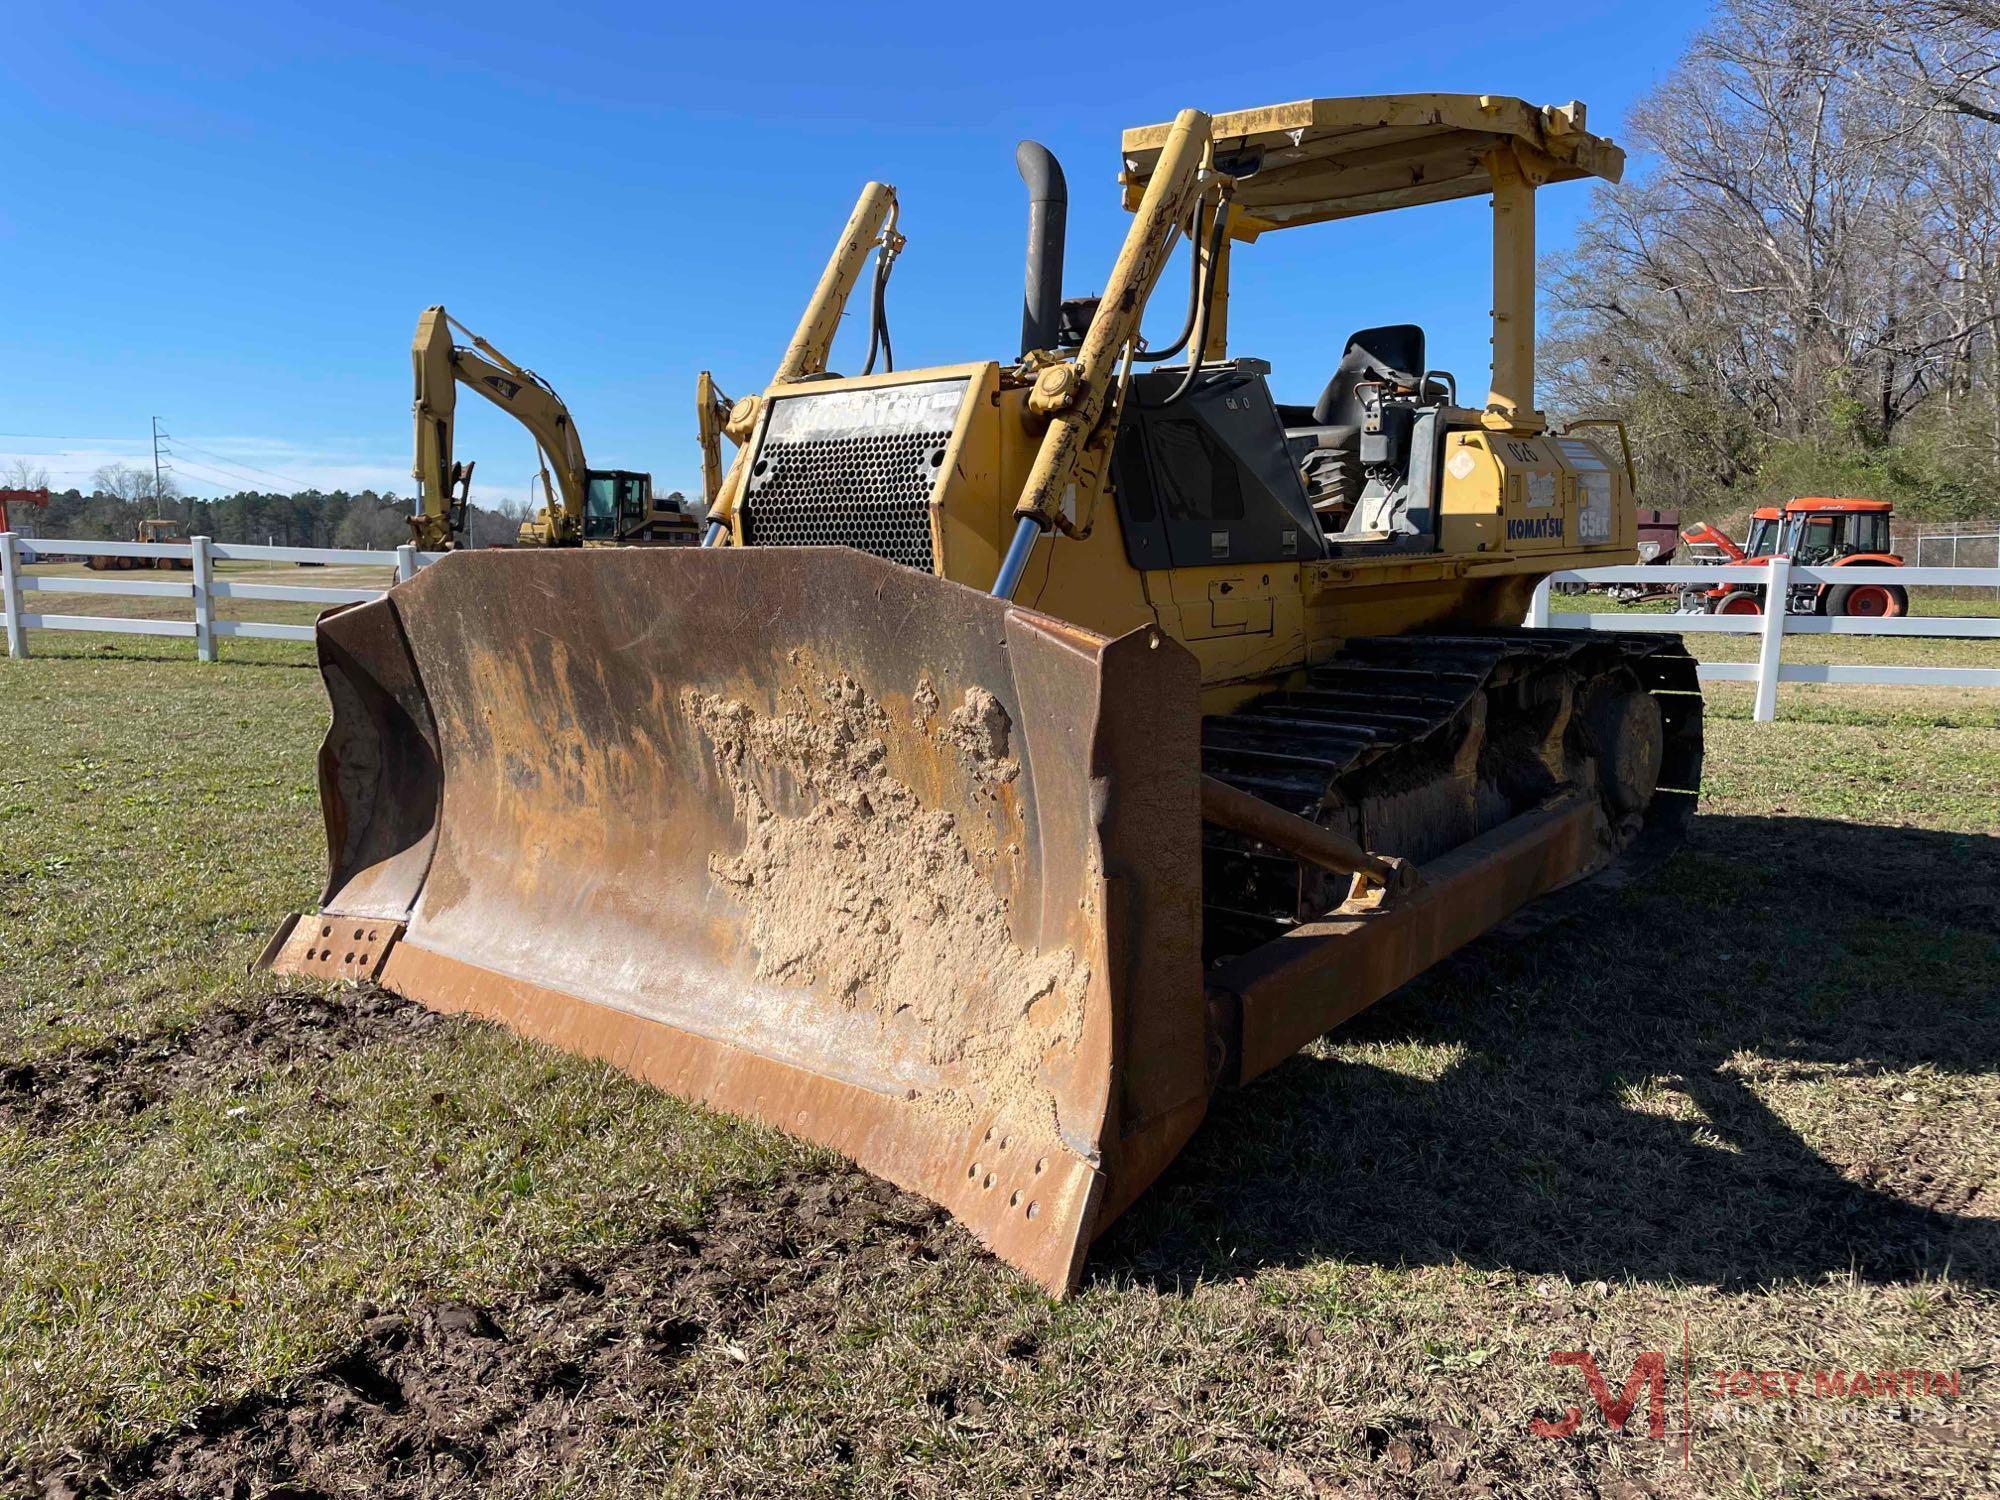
[409, 306, 591, 548]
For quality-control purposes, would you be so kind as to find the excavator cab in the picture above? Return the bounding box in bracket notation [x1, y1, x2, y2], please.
[582, 470, 651, 542]
[583, 469, 700, 545]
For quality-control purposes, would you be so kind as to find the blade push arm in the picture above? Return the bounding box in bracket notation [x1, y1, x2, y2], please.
[703, 183, 902, 543]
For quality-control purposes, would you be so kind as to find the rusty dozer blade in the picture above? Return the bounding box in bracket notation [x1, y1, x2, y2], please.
[265, 548, 1210, 1294]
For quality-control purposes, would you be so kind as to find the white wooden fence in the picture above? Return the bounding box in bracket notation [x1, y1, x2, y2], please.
[1529, 557, 2000, 722]
[5, 535, 1995, 726]
[0, 533, 442, 662]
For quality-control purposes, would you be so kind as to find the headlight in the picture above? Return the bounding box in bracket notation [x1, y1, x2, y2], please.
[1636, 541, 1661, 562]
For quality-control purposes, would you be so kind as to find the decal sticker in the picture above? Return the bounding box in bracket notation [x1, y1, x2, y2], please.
[1577, 471, 1613, 541]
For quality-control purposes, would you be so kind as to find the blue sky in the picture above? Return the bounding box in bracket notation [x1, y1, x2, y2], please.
[0, 0, 1704, 506]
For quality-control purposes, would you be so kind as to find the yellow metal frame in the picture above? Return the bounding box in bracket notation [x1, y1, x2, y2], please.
[717, 94, 1642, 706]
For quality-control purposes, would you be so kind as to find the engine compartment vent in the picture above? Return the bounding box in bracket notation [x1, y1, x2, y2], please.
[739, 378, 968, 573]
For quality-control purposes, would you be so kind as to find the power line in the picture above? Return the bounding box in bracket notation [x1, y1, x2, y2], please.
[169, 438, 314, 490]
[169, 457, 312, 495]
[0, 432, 160, 441]
[0, 431, 320, 492]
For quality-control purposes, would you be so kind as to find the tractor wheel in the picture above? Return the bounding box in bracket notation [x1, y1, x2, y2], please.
[1712, 590, 1762, 616]
[1825, 582, 1907, 618]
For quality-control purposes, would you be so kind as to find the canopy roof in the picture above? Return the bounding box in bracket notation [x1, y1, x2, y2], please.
[1786, 497, 1891, 513]
[1121, 94, 1624, 239]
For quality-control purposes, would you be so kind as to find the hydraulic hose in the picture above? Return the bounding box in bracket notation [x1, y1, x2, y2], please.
[1159, 188, 1232, 407]
[861, 245, 895, 375]
[1134, 202, 1208, 364]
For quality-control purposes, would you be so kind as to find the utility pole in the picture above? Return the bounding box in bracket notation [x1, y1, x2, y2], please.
[150, 416, 186, 525]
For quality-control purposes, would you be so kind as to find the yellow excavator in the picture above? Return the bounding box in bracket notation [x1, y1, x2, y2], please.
[408, 306, 700, 550]
[269, 95, 1701, 1295]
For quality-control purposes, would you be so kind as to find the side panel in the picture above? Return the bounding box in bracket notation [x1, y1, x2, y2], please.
[1438, 426, 1637, 570]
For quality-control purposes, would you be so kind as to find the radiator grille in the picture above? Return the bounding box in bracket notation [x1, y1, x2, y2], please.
[739, 379, 967, 573]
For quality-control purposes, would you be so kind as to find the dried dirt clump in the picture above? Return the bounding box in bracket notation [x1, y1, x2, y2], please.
[942, 685, 1019, 786]
[681, 670, 1087, 1129]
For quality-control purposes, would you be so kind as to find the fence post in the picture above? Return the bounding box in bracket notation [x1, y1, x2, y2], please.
[190, 535, 218, 663]
[1, 532, 24, 660]
[1527, 575, 1552, 629]
[395, 543, 419, 583]
[1752, 554, 1790, 723]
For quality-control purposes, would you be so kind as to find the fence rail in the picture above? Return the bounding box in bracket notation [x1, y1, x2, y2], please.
[0, 533, 440, 661]
[1529, 557, 2000, 722]
[7, 536, 1996, 724]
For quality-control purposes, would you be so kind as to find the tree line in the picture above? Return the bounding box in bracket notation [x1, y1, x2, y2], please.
[1544, 0, 2000, 527]
[3, 460, 527, 549]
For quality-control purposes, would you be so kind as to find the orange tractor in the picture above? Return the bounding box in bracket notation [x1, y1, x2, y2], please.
[1681, 497, 1907, 617]
[0, 487, 49, 536]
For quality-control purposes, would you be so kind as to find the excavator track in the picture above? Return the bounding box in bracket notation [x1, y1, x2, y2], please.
[1200, 629, 1704, 961]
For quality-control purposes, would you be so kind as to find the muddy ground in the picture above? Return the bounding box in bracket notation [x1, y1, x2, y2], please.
[23, 1169, 953, 1500]
[0, 989, 436, 1138]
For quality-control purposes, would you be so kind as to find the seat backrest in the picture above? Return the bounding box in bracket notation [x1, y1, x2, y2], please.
[1312, 324, 1428, 427]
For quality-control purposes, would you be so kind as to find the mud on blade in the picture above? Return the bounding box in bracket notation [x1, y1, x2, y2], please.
[264, 547, 1208, 1293]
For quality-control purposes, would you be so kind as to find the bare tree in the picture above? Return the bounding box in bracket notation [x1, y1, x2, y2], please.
[465, 494, 532, 548]
[1783, 0, 2000, 125]
[90, 461, 181, 508]
[3, 458, 49, 491]
[1543, 0, 2000, 516]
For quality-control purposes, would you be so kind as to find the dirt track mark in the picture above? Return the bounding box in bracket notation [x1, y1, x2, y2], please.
[26, 1169, 958, 1499]
[0, 988, 436, 1136]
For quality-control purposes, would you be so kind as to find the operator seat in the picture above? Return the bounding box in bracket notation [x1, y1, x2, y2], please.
[1288, 324, 1434, 532]
[1312, 324, 1429, 425]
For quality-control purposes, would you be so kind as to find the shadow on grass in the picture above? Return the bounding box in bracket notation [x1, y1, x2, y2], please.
[11, 642, 320, 669]
[1098, 815, 2000, 1293]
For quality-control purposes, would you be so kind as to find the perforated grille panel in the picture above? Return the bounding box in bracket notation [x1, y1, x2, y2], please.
[739, 378, 968, 572]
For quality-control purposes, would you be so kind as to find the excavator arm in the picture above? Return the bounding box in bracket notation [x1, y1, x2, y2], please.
[696, 370, 732, 509]
[410, 306, 590, 549]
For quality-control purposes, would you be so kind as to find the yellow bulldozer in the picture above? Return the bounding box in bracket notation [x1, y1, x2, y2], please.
[264, 95, 1702, 1294]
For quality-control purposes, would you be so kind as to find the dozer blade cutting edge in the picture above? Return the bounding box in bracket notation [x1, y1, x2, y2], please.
[263, 546, 1212, 1293]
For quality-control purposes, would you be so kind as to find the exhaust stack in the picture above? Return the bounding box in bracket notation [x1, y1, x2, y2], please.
[1015, 141, 1067, 356]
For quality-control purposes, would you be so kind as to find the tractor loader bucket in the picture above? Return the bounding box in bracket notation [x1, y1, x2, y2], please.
[263, 548, 1210, 1294]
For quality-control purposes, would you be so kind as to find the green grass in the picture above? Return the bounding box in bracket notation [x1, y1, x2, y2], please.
[1, 633, 1997, 1496]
